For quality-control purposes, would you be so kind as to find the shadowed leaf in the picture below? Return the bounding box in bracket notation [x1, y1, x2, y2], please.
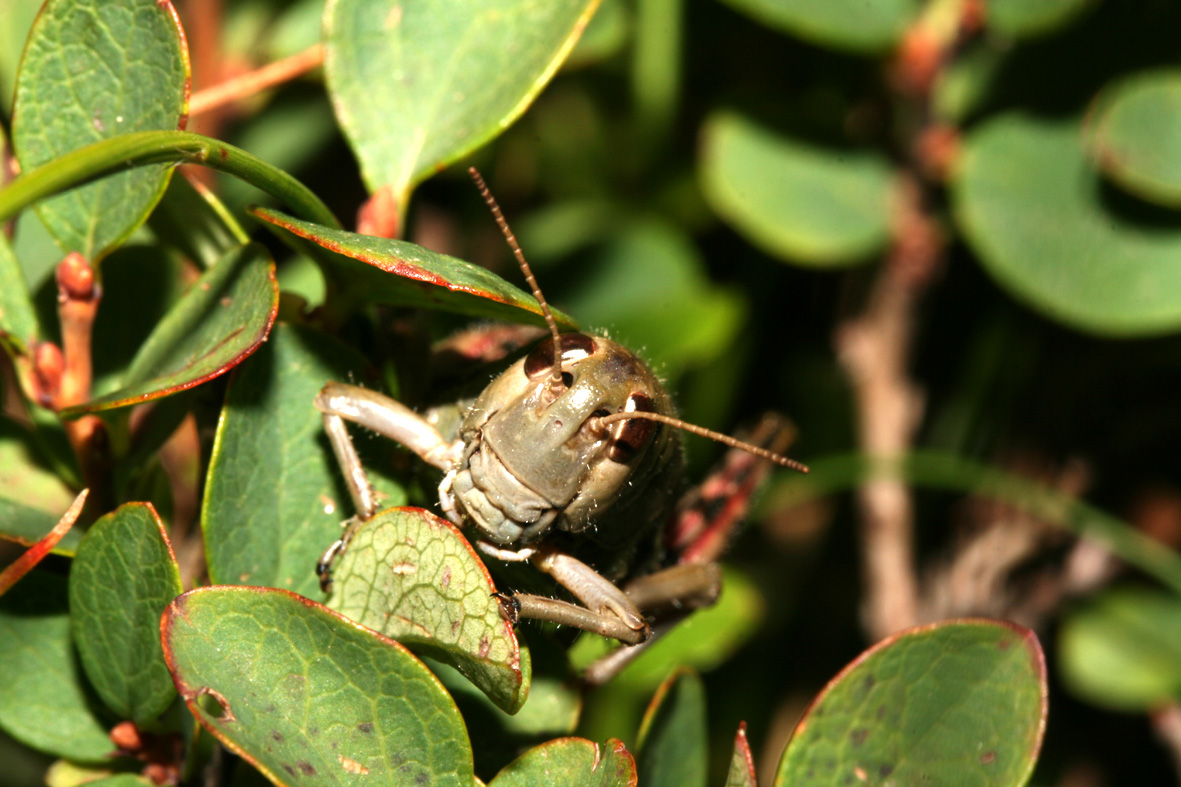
[162, 585, 474, 787]
[63, 243, 278, 416]
[635, 669, 706, 787]
[69, 502, 182, 726]
[773, 619, 1047, 787]
[0, 489, 85, 597]
[714, 0, 919, 53]
[0, 415, 82, 556]
[0, 231, 37, 359]
[988, 0, 1095, 38]
[327, 508, 530, 714]
[11, 0, 189, 261]
[725, 723, 757, 787]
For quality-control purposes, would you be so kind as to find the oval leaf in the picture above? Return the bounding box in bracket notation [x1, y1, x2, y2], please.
[324, 0, 601, 208]
[635, 669, 707, 787]
[327, 507, 530, 714]
[0, 572, 112, 761]
[63, 243, 278, 416]
[1086, 70, 1181, 208]
[203, 322, 405, 598]
[69, 502, 182, 726]
[488, 737, 637, 787]
[700, 112, 893, 267]
[252, 206, 576, 328]
[1058, 586, 1181, 711]
[987, 0, 1095, 38]
[774, 619, 1047, 787]
[11, 0, 189, 261]
[162, 585, 474, 787]
[954, 114, 1181, 336]
[714, 0, 919, 53]
[725, 723, 757, 787]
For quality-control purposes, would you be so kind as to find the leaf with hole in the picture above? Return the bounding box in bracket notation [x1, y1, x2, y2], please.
[773, 619, 1046, 787]
[63, 243, 278, 416]
[203, 322, 405, 598]
[700, 112, 893, 267]
[324, 0, 601, 212]
[11, 0, 189, 261]
[327, 507, 530, 714]
[162, 585, 474, 787]
[69, 502, 182, 727]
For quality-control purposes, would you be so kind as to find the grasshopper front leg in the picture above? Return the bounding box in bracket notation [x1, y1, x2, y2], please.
[314, 382, 462, 589]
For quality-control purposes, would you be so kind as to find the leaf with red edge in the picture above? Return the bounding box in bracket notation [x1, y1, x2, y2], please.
[0, 489, 86, 597]
[251, 206, 577, 329]
[724, 722, 757, 787]
[162, 585, 474, 787]
[327, 507, 531, 714]
[488, 737, 637, 786]
[773, 619, 1047, 787]
[63, 243, 277, 416]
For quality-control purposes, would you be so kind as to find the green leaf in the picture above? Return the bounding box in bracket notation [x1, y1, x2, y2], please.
[11, 0, 189, 261]
[700, 112, 893, 267]
[488, 738, 637, 787]
[251, 207, 577, 328]
[0, 415, 81, 556]
[560, 220, 745, 379]
[324, 0, 602, 211]
[327, 508, 530, 714]
[1085, 70, 1181, 208]
[1058, 586, 1181, 711]
[635, 669, 707, 787]
[0, 572, 112, 761]
[68, 502, 182, 727]
[162, 585, 474, 787]
[148, 173, 249, 269]
[987, 0, 1095, 38]
[63, 243, 278, 416]
[0, 230, 37, 356]
[714, 0, 920, 53]
[724, 723, 757, 787]
[0, 0, 40, 117]
[84, 777, 152, 787]
[773, 620, 1047, 787]
[203, 322, 405, 597]
[953, 114, 1181, 336]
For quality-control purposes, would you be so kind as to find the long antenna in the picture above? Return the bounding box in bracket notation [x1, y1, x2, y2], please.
[469, 167, 564, 391]
[597, 411, 810, 473]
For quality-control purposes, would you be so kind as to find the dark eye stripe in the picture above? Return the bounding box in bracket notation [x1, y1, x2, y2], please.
[608, 393, 657, 462]
[524, 334, 597, 378]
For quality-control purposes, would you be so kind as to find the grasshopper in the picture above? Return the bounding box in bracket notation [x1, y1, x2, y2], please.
[315, 169, 808, 656]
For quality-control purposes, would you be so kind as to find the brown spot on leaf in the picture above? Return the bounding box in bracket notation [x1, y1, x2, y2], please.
[357, 722, 374, 734]
[270, 730, 284, 742]
[441, 565, 451, 588]
[980, 751, 996, 765]
[296, 761, 316, 775]
[479, 635, 491, 658]
[850, 728, 868, 746]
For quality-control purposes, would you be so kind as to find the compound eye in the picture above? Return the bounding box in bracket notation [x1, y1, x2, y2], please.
[524, 333, 597, 379]
[607, 393, 658, 462]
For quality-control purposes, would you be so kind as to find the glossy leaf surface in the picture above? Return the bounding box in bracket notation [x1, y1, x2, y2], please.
[252, 207, 576, 327]
[325, 0, 601, 209]
[0, 572, 111, 761]
[488, 738, 637, 787]
[635, 669, 706, 787]
[203, 323, 404, 598]
[69, 503, 182, 726]
[162, 585, 473, 787]
[954, 114, 1181, 336]
[328, 508, 529, 714]
[724, 723, 757, 787]
[11, 0, 189, 261]
[1086, 70, 1181, 207]
[1059, 587, 1181, 711]
[774, 620, 1046, 787]
[701, 112, 893, 267]
[64, 243, 278, 415]
[715, 0, 919, 53]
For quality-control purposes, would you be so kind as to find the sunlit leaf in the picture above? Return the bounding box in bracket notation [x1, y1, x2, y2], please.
[162, 585, 474, 787]
[488, 737, 637, 787]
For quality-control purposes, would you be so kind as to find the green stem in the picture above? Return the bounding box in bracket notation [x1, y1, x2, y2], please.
[0, 130, 339, 229]
[765, 449, 1181, 595]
